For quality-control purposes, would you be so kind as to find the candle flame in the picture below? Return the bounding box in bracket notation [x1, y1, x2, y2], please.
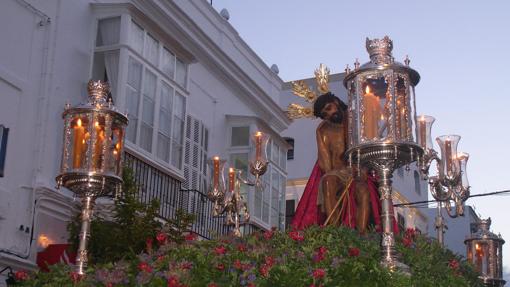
[365, 86, 371, 94]
[82, 139, 85, 144]
[113, 150, 118, 155]
[77, 118, 82, 127]
[419, 115, 425, 122]
[95, 121, 99, 127]
[213, 156, 220, 161]
[115, 143, 121, 150]
[229, 167, 235, 173]
[255, 131, 262, 137]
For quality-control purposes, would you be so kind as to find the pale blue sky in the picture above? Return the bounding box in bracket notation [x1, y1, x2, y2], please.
[212, 0, 510, 278]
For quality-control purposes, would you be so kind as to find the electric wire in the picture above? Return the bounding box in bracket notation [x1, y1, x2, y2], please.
[393, 189, 510, 208]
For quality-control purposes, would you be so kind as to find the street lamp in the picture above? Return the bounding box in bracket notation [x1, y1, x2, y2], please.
[56, 80, 128, 275]
[343, 36, 422, 273]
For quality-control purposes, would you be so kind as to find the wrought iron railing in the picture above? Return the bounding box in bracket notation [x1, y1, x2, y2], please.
[124, 151, 230, 239]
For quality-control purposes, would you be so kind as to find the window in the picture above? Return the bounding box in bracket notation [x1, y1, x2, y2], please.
[284, 137, 294, 160]
[231, 126, 250, 146]
[285, 200, 296, 229]
[183, 116, 208, 193]
[0, 125, 9, 177]
[92, 18, 190, 170]
[414, 170, 421, 195]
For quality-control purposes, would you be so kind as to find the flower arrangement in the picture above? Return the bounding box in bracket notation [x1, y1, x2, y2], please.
[19, 225, 481, 286]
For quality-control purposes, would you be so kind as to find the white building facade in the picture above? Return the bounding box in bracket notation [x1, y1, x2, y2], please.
[0, 0, 290, 280]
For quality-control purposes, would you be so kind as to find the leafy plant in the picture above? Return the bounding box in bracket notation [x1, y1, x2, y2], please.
[67, 167, 162, 264]
[23, 225, 482, 286]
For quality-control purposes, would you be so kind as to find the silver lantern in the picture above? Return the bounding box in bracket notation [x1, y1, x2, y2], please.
[343, 36, 423, 273]
[465, 218, 505, 287]
[56, 80, 128, 275]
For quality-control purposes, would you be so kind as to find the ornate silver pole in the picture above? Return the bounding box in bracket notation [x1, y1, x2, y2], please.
[435, 202, 446, 246]
[76, 196, 95, 274]
[376, 165, 400, 270]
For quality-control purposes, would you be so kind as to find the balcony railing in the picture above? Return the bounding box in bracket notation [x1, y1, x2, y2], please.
[124, 151, 230, 239]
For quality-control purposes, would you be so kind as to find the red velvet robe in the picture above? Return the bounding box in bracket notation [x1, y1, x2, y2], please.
[291, 161, 399, 233]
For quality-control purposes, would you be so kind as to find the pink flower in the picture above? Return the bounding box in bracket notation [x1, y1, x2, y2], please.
[234, 259, 243, 270]
[167, 276, 181, 287]
[157, 255, 166, 262]
[146, 237, 153, 252]
[216, 263, 225, 271]
[259, 264, 270, 277]
[312, 268, 326, 279]
[405, 228, 417, 239]
[348, 247, 360, 257]
[14, 270, 29, 281]
[214, 245, 227, 255]
[263, 230, 274, 240]
[156, 232, 167, 244]
[265, 256, 275, 267]
[448, 259, 460, 270]
[313, 246, 328, 262]
[289, 231, 304, 242]
[247, 283, 256, 287]
[207, 283, 219, 287]
[403, 237, 413, 247]
[237, 243, 247, 252]
[185, 233, 198, 241]
[181, 261, 193, 270]
[138, 261, 152, 273]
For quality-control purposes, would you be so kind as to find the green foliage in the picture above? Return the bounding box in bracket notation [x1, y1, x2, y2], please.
[23, 225, 482, 286]
[67, 167, 162, 264]
[161, 208, 196, 245]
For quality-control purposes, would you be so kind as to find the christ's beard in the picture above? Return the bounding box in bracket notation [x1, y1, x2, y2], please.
[329, 111, 343, 124]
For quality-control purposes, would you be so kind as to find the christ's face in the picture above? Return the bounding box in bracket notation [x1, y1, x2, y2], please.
[320, 101, 343, 124]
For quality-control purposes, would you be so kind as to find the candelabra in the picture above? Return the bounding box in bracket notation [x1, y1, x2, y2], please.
[56, 80, 128, 275]
[207, 131, 269, 237]
[343, 36, 422, 274]
[417, 115, 470, 245]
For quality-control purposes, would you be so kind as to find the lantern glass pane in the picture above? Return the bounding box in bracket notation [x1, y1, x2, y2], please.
[111, 122, 124, 176]
[92, 115, 106, 171]
[395, 75, 411, 141]
[70, 116, 90, 170]
[361, 76, 388, 141]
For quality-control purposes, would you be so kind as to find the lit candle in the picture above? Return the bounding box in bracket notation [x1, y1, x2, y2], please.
[255, 131, 262, 160]
[418, 116, 427, 149]
[228, 167, 235, 193]
[445, 138, 453, 176]
[213, 156, 220, 189]
[362, 86, 381, 139]
[73, 118, 85, 168]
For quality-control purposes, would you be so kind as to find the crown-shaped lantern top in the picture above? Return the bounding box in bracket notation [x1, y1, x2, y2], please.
[478, 218, 492, 232]
[87, 80, 110, 107]
[366, 36, 394, 65]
